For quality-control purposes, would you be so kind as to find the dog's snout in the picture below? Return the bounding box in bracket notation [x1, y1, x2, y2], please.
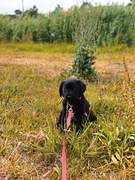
[66, 95, 73, 100]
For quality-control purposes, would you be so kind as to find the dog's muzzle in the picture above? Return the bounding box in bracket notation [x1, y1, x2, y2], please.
[66, 95, 73, 100]
[66, 95, 75, 103]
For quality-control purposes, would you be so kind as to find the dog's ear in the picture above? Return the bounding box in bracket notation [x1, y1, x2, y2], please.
[59, 80, 65, 97]
[77, 80, 86, 94]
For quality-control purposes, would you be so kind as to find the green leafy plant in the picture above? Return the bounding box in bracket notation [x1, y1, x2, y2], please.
[70, 45, 97, 80]
[70, 6, 99, 80]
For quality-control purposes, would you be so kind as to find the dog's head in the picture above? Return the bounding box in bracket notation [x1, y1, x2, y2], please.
[59, 78, 86, 103]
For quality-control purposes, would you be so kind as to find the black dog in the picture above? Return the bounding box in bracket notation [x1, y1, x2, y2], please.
[56, 78, 97, 132]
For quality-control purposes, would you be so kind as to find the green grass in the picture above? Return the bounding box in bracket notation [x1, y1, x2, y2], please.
[0, 42, 75, 53]
[0, 42, 135, 54]
[0, 46, 135, 179]
[97, 44, 135, 54]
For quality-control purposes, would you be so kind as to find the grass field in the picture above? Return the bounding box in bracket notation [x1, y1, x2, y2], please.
[0, 43, 135, 179]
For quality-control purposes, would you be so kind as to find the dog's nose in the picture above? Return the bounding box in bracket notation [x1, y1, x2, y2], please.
[67, 95, 73, 100]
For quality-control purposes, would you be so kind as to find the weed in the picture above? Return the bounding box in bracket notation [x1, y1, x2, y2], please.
[121, 55, 135, 107]
[70, 46, 97, 80]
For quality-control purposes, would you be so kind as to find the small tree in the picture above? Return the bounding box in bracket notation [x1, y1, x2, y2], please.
[70, 6, 99, 81]
[25, 5, 38, 17]
[128, 0, 135, 7]
[15, 10, 22, 15]
[70, 45, 97, 80]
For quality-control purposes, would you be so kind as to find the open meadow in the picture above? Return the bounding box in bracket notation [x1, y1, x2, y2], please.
[0, 43, 135, 179]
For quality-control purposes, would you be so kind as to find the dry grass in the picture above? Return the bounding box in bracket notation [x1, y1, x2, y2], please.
[0, 48, 135, 78]
[0, 51, 72, 77]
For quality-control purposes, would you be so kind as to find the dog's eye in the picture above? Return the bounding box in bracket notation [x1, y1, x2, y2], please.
[63, 88, 67, 93]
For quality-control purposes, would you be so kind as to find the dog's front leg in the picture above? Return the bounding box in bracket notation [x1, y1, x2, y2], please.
[75, 119, 83, 133]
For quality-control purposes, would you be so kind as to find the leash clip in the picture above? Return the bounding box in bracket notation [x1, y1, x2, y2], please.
[68, 103, 73, 112]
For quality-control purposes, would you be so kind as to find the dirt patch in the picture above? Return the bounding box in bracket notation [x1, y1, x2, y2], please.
[0, 51, 72, 77]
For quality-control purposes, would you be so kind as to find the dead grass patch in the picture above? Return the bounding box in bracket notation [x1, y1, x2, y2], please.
[0, 50, 134, 78]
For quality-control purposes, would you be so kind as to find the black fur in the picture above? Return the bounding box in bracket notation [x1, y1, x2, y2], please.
[56, 78, 97, 132]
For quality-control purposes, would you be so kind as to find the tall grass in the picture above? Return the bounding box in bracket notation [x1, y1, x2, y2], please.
[0, 4, 135, 46]
[97, 4, 135, 46]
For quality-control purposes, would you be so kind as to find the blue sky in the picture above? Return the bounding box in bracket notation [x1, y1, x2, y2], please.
[0, 0, 131, 15]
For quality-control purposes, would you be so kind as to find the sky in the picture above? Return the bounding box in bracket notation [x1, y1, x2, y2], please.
[0, 0, 131, 15]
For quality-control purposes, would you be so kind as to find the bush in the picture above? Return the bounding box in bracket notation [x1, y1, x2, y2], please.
[70, 46, 97, 80]
[70, 6, 99, 80]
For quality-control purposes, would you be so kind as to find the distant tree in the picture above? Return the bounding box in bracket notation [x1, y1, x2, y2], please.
[53, 5, 63, 14]
[128, 0, 135, 7]
[25, 5, 38, 17]
[15, 9, 22, 15]
[80, 2, 92, 9]
[129, 0, 135, 4]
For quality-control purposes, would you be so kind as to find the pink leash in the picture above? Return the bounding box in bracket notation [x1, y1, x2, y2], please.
[62, 109, 72, 180]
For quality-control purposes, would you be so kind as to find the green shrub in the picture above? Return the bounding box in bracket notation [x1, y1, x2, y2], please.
[70, 6, 99, 80]
[70, 46, 97, 80]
